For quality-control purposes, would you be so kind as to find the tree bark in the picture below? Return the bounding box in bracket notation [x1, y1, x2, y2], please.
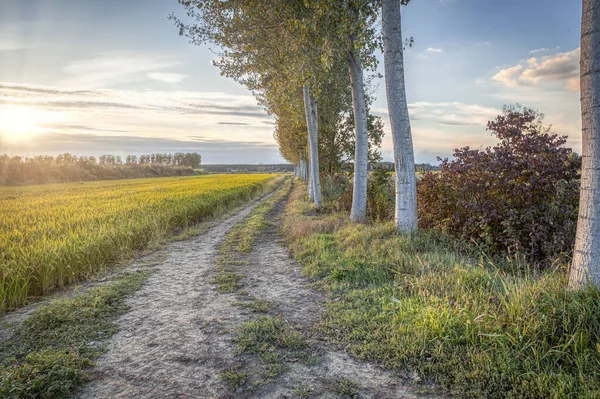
[382, 0, 418, 233]
[303, 84, 322, 208]
[570, 0, 600, 289]
[347, 42, 369, 222]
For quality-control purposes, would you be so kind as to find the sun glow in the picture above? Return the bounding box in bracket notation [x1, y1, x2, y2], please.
[0, 106, 63, 143]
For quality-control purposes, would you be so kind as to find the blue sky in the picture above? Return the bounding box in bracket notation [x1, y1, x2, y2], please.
[0, 0, 582, 164]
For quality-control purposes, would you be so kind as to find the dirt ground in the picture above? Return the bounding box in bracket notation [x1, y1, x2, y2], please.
[69, 189, 437, 398]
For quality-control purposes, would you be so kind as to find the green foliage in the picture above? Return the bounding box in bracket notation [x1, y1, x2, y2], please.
[0, 152, 202, 185]
[0, 270, 153, 398]
[328, 377, 360, 398]
[366, 168, 394, 221]
[0, 350, 91, 399]
[418, 105, 580, 265]
[283, 185, 600, 398]
[236, 316, 308, 354]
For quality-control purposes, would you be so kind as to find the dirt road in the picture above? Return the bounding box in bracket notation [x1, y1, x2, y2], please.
[77, 187, 428, 398]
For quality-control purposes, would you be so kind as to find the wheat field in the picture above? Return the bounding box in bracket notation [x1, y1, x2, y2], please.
[0, 174, 277, 311]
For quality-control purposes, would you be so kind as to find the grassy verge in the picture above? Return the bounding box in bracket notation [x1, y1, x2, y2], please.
[282, 183, 600, 399]
[0, 269, 153, 398]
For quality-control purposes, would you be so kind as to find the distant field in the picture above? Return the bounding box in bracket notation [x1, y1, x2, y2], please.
[0, 174, 277, 311]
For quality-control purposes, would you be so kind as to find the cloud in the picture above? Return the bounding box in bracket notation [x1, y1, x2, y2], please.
[408, 102, 501, 127]
[492, 48, 580, 92]
[426, 47, 443, 53]
[0, 82, 277, 162]
[147, 72, 187, 84]
[491, 65, 524, 87]
[0, 38, 28, 51]
[529, 47, 560, 54]
[61, 54, 180, 89]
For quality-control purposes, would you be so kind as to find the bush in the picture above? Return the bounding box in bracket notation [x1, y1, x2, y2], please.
[366, 168, 394, 221]
[418, 105, 580, 264]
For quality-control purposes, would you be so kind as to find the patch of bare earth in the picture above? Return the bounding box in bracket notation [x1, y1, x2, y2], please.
[77, 190, 437, 399]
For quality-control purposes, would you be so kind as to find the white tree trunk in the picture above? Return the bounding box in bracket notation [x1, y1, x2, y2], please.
[570, 0, 600, 288]
[307, 160, 314, 200]
[382, 0, 418, 233]
[303, 84, 322, 208]
[347, 44, 369, 222]
[309, 94, 322, 208]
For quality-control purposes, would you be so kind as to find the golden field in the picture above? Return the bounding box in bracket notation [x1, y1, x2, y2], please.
[0, 174, 277, 311]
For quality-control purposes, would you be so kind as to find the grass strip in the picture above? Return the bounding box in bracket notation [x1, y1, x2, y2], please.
[212, 178, 292, 294]
[282, 183, 600, 399]
[0, 269, 153, 398]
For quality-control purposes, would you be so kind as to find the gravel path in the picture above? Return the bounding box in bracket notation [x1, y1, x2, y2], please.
[77, 188, 436, 399]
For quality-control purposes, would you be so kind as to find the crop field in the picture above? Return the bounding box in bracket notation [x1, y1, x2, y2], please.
[0, 174, 277, 311]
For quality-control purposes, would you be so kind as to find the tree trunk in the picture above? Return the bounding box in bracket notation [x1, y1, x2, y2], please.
[347, 42, 368, 222]
[382, 0, 418, 233]
[570, 0, 600, 288]
[303, 84, 322, 208]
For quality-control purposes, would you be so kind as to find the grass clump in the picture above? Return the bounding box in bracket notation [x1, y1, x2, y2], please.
[211, 270, 245, 294]
[237, 315, 308, 354]
[0, 269, 153, 398]
[221, 367, 249, 389]
[235, 315, 309, 383]
[282, 184, 600, 398]
[233, 297, 277, 313]
[328, 377, 359, 398]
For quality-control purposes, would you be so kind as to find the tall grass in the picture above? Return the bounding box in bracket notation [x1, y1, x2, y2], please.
[282, 184, 600, 398]
[0, 174, 277, 311]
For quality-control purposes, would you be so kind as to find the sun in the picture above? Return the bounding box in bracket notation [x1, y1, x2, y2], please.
[0, 106, 61, 143]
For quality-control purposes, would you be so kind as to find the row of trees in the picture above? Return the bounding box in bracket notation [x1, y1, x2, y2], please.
[173, 0, 413, 226]
[0, 152, 202, 185]
[0, 152, 201, 168]
[175, 0, 600, 290]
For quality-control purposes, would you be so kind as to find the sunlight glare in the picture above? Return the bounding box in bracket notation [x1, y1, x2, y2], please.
[0, 106, 62, 143]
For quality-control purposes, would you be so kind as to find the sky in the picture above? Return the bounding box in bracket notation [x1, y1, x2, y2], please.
[0, 0, 582, 164]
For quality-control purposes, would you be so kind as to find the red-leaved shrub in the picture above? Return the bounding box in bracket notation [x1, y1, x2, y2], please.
[418, 105, 581, 264]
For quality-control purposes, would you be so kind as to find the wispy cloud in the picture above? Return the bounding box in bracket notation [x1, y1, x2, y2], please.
[426, 47, 443, 53]
[0, 82, 276, 161]
[61, 54, 181, 89]
[529, 46, 560, 54]
[147, 72, 187, 84]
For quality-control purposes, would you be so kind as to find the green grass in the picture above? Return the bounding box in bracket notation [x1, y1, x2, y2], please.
[328, 377, 359, 398]
[0, 269, 153, 398]
[233, 296, 277, 313]
[282, 184, 600, 399]
[221, 367, 249, 389]
[234, 315, 309, 386]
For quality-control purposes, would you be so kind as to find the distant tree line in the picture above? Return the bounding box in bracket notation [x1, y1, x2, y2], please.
[201, 164, 293, 173]
[0, 152, 202, 185]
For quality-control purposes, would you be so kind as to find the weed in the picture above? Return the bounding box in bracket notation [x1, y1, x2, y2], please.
[329, 377, 359, 398]
[221, 367, 248, 389]
[293, 383, 314, 398]
[233, 297, 277, 313]
[0, 269, 153, 397]
[211, 270, 244, 294]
